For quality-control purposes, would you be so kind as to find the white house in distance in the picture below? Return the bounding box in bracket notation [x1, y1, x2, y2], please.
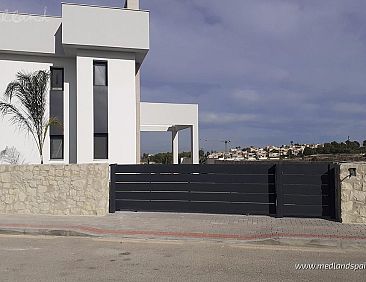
[0, 0, 199, 164]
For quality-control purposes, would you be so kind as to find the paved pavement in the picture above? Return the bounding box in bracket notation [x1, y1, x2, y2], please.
[1, 212, 366, 248]
[0, 234, 365, 282]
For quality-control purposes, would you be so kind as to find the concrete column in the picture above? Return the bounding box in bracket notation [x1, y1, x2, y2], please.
[191, 125, 199, 164]
[135, 64, 141, 163]
[76, 56, 94, 164]
[108, 57, 137, 164]
[172, 129, 179, 164]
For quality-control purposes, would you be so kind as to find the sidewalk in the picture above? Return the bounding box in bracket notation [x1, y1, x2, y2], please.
[1, 212, 366, 248]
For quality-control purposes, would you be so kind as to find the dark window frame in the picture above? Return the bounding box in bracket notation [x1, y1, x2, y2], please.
[50, 135, 64, 160]
[93, 61, 108, 86]
[93, 60, 108, 160]
[94, 133, 109, 160]
[50, 67, 64, 91]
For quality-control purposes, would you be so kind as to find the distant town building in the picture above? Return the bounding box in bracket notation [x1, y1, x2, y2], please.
[207, 143, 323, 161]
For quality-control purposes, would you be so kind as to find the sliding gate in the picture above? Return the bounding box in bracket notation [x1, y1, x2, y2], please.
[110, 163, 339, 219]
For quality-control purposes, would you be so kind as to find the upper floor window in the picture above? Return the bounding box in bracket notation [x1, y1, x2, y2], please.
[93, 61, 108, 86]
[50, 67, 64, 91]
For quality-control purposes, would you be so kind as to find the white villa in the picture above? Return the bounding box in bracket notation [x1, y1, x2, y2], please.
[0, 0, 199, 164]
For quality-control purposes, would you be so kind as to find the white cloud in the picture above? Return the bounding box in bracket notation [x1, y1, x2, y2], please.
[231, 89, 261, 103]
[332, 102, 366, 114]
[200, 112, 258, 125]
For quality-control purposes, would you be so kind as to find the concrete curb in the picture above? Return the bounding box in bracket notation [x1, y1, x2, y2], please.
[246, 238, 366, 250]
[2, 225, 366, 250]
[0, 228, 95, 238]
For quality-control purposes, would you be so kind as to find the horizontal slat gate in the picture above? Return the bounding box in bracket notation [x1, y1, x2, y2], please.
[281, 163, 336, 218]
[110, 163, 338, 219]
[111, 164, 276, 215]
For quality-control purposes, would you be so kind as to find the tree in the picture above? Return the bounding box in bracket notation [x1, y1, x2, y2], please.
[150, 152, 173, 164]
[199, 149, 207, 164]
[0, 70, 61, 164]
[303, 147, 315, 156]
[0, 146, 24, 165]
[287, 149, 294, 158]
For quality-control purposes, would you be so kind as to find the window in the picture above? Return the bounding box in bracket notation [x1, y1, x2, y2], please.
[93, 61, 108, 160]
[50, 89, 63, 136]
[94, 133, 108, 159]
[93, 86, 108, 133]
[93, 62, 108, 86]
[50, 67, 64, 160]
[50, 68, 64, 90]
[50, 135, 64, 160]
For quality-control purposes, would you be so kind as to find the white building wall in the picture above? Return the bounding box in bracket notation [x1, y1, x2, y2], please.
[62, 4, 149, 51]
[140, 102, 198, 126]
[0, 60, 48, 163]
[76, 53, 137, 164]
[0, 56, 75, 164]
[76, 56, 94, 164]
[108, 57, 137, 164]
[0, 52, 137, 165]
[0, 13, 61, 55]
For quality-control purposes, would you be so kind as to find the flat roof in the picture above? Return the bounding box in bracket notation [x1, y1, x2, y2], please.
[0, 2, 149, 20]
[61, 2, 149, 13]
[0, 10, 61, 19]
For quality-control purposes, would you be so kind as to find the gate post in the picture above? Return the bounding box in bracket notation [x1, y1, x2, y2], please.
[335, 164, 341, 222]
[329, 163, 341, 221]
[109, 164, 117, 213]
[275, 162, 284, 218]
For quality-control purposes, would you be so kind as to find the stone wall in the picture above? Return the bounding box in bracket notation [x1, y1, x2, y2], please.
[0, 164, 109, 216]
[340, 163, 366, 224]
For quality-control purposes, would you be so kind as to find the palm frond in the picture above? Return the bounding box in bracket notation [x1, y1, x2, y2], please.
[4, 81, 28, 104]
[0, 101, 31, 130]
[0, 101, 39, 150]
[42, 117, 63, 145]
[0, 70, 51, 163]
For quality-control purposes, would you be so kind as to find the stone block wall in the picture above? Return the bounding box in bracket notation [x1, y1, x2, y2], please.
[340, 163, 366, 224]
[0, 164, 109, 216]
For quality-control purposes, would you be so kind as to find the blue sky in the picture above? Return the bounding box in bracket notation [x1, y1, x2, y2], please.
[2, 0, 366, 153]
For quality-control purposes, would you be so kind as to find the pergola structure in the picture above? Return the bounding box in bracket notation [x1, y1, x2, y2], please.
[140, 102, 199, 164]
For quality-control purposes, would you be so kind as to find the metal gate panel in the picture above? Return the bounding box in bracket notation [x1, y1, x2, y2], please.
[110, 163, 339, 220]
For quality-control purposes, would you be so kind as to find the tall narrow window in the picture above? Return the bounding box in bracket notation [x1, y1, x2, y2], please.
[93, 61, 108, 159]
[51, 68, 64, 90]
[50, 135, 64, 159]
[94, 62, 108, 86]
[94, 133, 108, 160]
[50, 67, 64, 160]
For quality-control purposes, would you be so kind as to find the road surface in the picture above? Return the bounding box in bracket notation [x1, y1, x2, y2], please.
[0, 235, 365, 281]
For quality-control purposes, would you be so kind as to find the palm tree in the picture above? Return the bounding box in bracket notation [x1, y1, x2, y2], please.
[0, 70, 60, 164]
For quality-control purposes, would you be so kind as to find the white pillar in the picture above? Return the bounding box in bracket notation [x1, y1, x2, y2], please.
[172, 128, 179, 164]
[76, 56, 94, 163]
[108, 57, 137, 164]
[191, 125, 199, 164]
[135, 64, 141, 164]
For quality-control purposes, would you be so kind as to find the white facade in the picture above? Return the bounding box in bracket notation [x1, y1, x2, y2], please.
[0, 2, 199, 165]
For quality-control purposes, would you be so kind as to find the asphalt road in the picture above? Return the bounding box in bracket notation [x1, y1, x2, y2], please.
[0, 235, 365, 282]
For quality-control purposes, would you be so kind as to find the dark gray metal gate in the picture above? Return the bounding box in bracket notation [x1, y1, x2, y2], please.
[109, 162, 339, 220]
